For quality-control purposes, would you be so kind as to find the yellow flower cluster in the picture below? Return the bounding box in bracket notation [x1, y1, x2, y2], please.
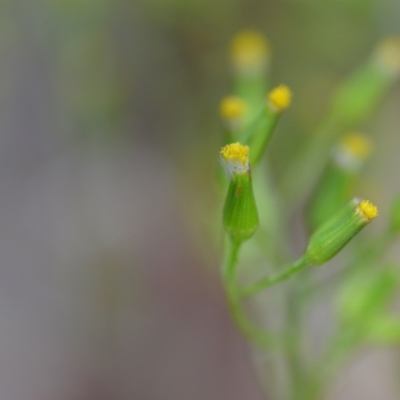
[220, 142, 249, 166]
[357, 200, 378, 221]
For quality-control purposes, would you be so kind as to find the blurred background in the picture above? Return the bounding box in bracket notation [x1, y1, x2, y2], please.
[1, 0, 400, 399]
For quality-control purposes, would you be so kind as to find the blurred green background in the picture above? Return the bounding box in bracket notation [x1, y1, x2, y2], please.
[1, 1, 400, 399]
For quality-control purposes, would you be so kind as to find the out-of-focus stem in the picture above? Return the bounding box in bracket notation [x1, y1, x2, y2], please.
[240, 256, 311, 298]
[223, 239, 275, 350]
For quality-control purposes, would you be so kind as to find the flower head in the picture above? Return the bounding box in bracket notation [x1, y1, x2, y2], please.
[357, 200, 378, 221]
[220, 96, 246, 120]
[333, 132, 373, 171]
[306, 198, 378, 265]
[268, 85, 292, 113]
[220, 143, 258, 243]
[374, 36, 400, 77]
[230, 30, 270, 74]
[220, 142, 250, 178]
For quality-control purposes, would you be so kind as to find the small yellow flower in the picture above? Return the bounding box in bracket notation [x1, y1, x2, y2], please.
[230, 30, 270, 73]
[357, 200, 378, 221]
[333, 132, 373, 170]
[220, 142, 250, 177]
[220, 142, 249, 166]
[219, 96, 246, 121]
[268, 85, 292, 112]
[374, 36, 400, 76]
[340, 132, 373, 159]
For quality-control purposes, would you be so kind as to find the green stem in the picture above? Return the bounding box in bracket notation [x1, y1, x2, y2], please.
[286, 279, 306, 400]
[240, 256, 312, 298]
[223, 239, 275, 351]
[279, 117, 338, 210]
[241, 107, 267, 144]
[249, 115, 279, 166]
[223, 239, 241, 281]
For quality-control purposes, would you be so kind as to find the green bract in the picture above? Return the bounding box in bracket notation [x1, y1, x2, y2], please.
[223, 171, 259, 244]
[305, 199, 376, 265]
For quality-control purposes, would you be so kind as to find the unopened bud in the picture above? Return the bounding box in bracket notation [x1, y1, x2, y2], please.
[220, 96, 246, 121]
[373, 36, 400, 78]
[230, 30, 270, 76]
[220, 143, 259, 243]
[332, 132, 373, 171]
[267, 84, 292, 113]
[305, 199, 378, 265]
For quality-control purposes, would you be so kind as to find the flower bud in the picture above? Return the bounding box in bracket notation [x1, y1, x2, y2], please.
[220, 96, 246, 121]
[307, 133, 373, 231]
[373, 36, 400, 78]
[330, 37, 400, 127]
[332, 132, 373, 172]
[305, 199, 378, 265]
[219, 96, 247, 134]
[267, 84, 292, 113]
[244, 85, 292, 165]
[228, 30, 271, 127]
[229, 30, 270, 76]
[220, 143, 259, 243]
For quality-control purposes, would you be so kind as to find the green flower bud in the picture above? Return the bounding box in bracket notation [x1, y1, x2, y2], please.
[332, 132, 373, 172]
[244, 85, 292, 166]
[230, 30, 270, 77]
[220, 143, 259, 243]
[219, 96, 247, 133]
[305, 198, 378, 265]
[229, 31, 271, 126]
[307, 132, 373, 231]
[330, 37, 400, 127]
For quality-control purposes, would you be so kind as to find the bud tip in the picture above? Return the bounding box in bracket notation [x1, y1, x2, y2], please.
[220, 142, 249, 165]
[374, 36, 400, 76]
[357, 200, 378, 221]
[219, 96, 246, 121]
[230, 30, 270, 71]
[268, 85, 292, 112]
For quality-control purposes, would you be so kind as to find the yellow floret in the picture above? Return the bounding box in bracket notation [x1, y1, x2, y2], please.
[374, 36, 400, 75]
[357, 200, 378, 220]
[340, 132, 373, 159]
[220, 142, 249, 166]
[230, 30, 270, 69]
[219, 96, 246, 120]
[268, 85, 292, 112]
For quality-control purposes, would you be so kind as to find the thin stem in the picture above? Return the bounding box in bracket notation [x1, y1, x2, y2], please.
[223, 238, 241, 281]
[285, 274, 310, 400]
[240, 256, 312, 298]
[279, 117, 338, 210]
[241, 107, 267, 144]
[222, 239, 276, 351]
[296, 236, 394, 400]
